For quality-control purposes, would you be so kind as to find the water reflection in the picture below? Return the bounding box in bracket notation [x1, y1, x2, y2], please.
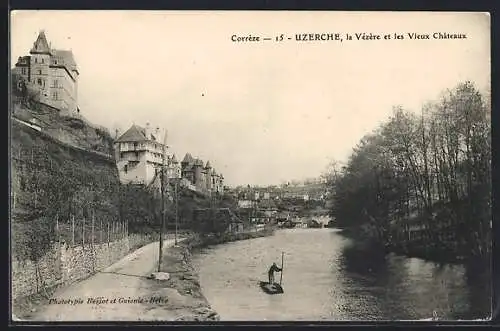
[192, 228, 490, 321]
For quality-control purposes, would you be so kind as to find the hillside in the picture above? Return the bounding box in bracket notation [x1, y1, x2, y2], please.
[11, 117, 121, 262]
[11, 100, 114, 157]
[10, 100, 234, 262]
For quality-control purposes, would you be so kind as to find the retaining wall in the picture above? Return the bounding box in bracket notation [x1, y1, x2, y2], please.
[11, 234, 156, 300]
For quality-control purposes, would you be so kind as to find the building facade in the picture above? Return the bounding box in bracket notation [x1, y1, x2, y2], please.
[114, 124, 224, 194]
[181, 153, 224, 195]
[114, 124, 170, 186]
[13, 30, 79, 114]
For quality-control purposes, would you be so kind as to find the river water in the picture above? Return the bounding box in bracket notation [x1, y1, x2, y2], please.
[192, 228, 491, 321]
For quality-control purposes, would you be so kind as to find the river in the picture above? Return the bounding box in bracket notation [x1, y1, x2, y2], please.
[192, 228, 491, 321]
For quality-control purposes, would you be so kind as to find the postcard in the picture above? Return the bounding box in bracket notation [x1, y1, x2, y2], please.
[10, 10, 491, 322]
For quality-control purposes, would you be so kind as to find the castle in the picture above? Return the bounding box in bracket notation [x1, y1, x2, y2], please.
[180, 153, 224, 194]
[13, 30, 79, 113]
[114, 124, 224, 195]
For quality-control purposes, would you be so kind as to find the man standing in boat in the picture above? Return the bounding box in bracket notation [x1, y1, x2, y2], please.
[268, 262, 282, 285]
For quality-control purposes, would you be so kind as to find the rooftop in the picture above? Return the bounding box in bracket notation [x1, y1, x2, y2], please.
[115, 124, 149, 143]
[182, 153, 194, 164]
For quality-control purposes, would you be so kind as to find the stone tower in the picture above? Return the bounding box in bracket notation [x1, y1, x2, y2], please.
[193, 158, 204, 188]
[29, 30, 52, 103]
[204, 161, 212, 192]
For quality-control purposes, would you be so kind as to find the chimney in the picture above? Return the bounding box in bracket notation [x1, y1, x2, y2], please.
[145, 122, 151, 140]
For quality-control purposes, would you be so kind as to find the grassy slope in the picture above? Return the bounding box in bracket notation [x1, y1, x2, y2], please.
[12, 101, 115, 156]
[11, 99, 120, 259]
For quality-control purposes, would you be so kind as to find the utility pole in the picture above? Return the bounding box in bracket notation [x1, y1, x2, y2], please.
[158, 129, 168, 272]
[174, 178, 178, 246]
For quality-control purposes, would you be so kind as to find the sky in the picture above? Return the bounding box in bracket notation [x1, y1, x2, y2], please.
[10, 11, 490, 187]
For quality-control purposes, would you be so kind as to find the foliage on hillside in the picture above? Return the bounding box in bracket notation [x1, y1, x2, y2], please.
[11, 72, 42, 110]
[11, 133, 231, 263]
[11, 120, 120, 262]
[117, 184, 227, 234]
[328, 81, 491, 261]
[11, 120, 221, 264]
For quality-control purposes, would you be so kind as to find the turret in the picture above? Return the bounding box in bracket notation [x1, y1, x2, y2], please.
[193, 158, 203, 185]
[205, 161, 212, 191]
[181, 153, 194, 168]
[171, 154, 178, 164]
[144, 122, 152, 140]
[30, 30, 52, 55]
[30, 30, 52, 102]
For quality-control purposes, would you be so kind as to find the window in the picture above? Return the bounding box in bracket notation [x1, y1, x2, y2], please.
[37, 69, 42, 75]
[37, 78, 42, 85]
[53, 92, 58, 100]
[53, 79, 58, 88]
[41, 58, 44, 64]
[124, 164, 128, 173]
[21, 68, 26, 75]
[34, 58, 37, 64]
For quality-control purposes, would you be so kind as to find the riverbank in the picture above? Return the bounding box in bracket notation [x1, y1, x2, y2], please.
[338, 227, 490, 270]
[12, 229, 275, 322]
[188, 227, 276, 252]
[151, 228, 276, 321]
[12, 233, 178, 321]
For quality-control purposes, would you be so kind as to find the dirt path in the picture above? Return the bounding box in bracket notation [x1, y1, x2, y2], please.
[28, 239, 180, 321]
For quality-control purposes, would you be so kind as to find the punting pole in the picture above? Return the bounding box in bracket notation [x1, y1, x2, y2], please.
[279, 251, 284, 286]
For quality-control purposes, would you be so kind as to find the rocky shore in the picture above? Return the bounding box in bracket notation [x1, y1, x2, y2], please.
[153, 228, 275, 321]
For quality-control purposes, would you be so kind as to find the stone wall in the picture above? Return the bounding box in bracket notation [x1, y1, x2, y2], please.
[11, 235, 156, 301]
[11, 245, 62, 300]
[59, 239, 130, 285]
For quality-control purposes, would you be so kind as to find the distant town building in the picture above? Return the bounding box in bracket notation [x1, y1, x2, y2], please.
[237, 200, 252, 209]
[13, 30, 79, 114]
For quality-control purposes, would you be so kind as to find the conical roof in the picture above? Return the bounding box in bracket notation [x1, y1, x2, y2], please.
[30, 30, 51, 54]
[182, 153, 194, 164]
[205, 160, 211, 169]
[171, 154, 178, 163]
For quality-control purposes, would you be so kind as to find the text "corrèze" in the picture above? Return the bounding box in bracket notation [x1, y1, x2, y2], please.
[231, 35, 260, 42]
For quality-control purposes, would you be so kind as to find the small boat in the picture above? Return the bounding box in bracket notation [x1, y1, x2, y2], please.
[259, 281, 284, 295]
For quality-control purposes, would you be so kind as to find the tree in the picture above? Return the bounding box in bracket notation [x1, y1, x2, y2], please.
[329, 81, 491, 261]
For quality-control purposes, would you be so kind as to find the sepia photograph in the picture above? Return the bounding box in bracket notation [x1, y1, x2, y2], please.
[9, 10, 491, 322]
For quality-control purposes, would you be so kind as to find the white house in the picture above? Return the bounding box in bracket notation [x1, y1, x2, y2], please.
[114, 123, 171, 185]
